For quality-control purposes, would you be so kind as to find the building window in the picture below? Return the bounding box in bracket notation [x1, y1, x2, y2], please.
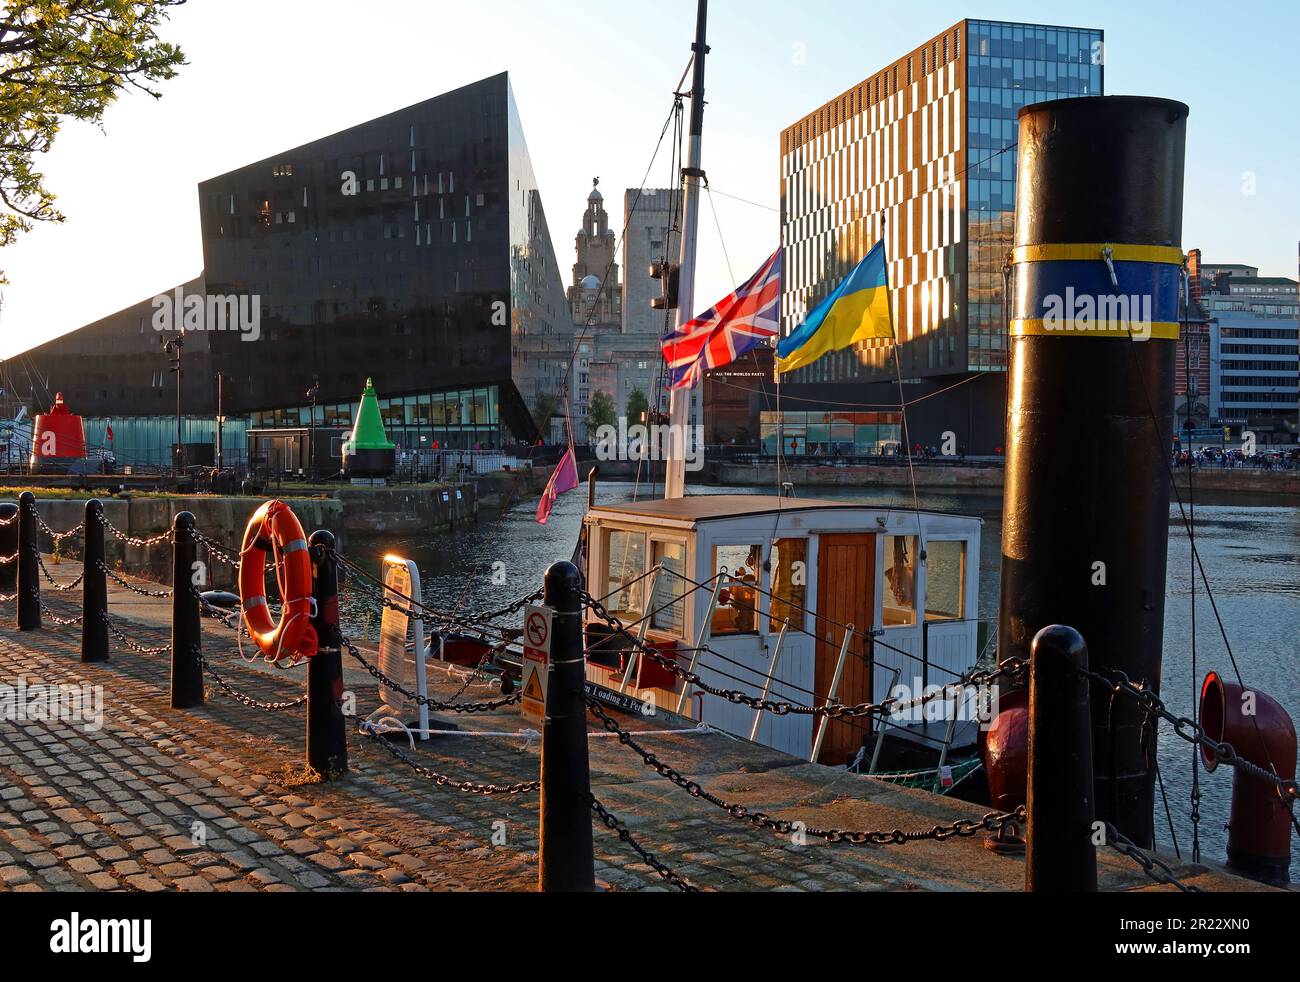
[883, 535, 917, 627]
[769, 538, 807, 632]
[712, 545, 762, 636]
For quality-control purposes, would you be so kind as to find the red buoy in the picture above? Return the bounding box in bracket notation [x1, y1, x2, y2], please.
[30, 393, 88, 474]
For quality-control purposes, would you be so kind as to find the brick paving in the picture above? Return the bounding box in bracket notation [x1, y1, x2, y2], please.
[0, 560, 1267, 894]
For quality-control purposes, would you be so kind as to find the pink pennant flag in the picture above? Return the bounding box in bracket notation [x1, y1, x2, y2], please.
[536, 448, 580, 525]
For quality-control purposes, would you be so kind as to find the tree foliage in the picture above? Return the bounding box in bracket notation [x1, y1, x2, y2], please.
[0, 1, 186, 277]
[587, 389, 615, 431]
[625, 388, 651, 425]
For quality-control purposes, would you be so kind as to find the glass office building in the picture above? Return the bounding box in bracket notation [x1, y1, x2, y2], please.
[11, 73, 572, 465]
[779, 19, 1104, 383]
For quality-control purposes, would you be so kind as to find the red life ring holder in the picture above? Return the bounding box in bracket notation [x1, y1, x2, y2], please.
[239, 500, 318, 665]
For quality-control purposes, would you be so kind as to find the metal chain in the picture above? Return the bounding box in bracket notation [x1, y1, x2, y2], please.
[36, 552, 85, 592]
[589, 697, 1026, 845]
[584, 589, 1026, 720]
[1083, 666, 1298, 802]
[39, 600, 83, 626]
[97, 513, 174, 549]
[202, 654, 307, 712]
[358, 722, 540, 795]
[192, 585, 251, 638]
[1102, 822, 1202, 893]
[0, 591, 15, 603]
[334, 551, 541, 635]
[101, 610, 171, 656]
[192, 529, 240, 564]
[340, 633, 521, 714]
[98, 560, 173, 598]
[588, 793, 698, 892]
[0, 551, 17, 565]
[37, 518, 85, 542]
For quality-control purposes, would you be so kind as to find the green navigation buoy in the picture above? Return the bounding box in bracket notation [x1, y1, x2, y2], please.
[342, 377, 397, 481]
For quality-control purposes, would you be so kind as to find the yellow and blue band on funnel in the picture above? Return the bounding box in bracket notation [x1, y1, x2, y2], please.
[1010, 243, 1185, 340]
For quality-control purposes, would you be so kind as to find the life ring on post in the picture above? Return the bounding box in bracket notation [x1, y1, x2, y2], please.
[239, 500, 319, 667]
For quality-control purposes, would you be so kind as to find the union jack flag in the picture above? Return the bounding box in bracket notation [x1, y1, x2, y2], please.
[661, 249, 781, 390]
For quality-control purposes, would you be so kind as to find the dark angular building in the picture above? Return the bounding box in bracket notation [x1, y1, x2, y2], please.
[9, 72, 572, 464]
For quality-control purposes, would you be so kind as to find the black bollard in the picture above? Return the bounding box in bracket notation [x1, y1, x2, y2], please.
[0, 501, 16, 593]
[170, 512, 204, 708]
[16, 491, 40, 630]
[1026, 625, 1098, 892]
[999, 96, 1188, 847]
[81, 499, 109, 663]
[538, 560, 595, 892]
[307, 530, 348, 779]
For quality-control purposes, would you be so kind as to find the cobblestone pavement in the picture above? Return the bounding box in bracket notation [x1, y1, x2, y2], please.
[0, 562, 1265, 894]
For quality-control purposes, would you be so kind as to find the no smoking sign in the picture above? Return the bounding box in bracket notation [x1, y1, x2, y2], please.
[520, 605, 552, 723]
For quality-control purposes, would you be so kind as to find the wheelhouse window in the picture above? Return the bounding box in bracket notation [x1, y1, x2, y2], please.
[650, 541, 686, 636]
[712, 544, 762, 636]
[925, 540, 966, 621]
[882, 535, 917, 627]
[604, 530, 647, 620]
[768, 538, 807, 632]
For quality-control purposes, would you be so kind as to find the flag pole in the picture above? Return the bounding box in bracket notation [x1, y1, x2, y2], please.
[774, 347, 783, 495]
[881, 212, 927, 561]
[664, 0, 709, 501]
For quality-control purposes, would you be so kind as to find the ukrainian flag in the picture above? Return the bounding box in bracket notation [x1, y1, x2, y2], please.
[776, 240, 893, 374]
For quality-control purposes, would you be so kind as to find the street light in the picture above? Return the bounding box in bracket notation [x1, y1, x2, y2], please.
[214, 370, 229, 472]
[162, 329, 186, 475]
[307, 374, 320, 481]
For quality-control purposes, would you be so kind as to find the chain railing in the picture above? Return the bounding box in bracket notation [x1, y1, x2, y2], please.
[340, 632, 522, 714]
[333, 550, 541, 639]
[39, 599, 82, 627]
[201, 652, 308, 712]
[358, 720, 540, 795]
[1083, 666, 1299, 803]
[588, 793, 698, 892]
[101, 610, 171, 656]
[96, 512, 174, 550]
[584, 588, 1026, 722]
[588, 697, 1026, 845]
[37, 518, 85, 543]
[36, 552, 84, 592]
[1102, 821, 1203, 893]
[98, 560, 173, 599]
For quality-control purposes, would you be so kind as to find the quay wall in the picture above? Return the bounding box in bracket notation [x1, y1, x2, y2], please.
[704, 462, 1300, 497]
[13, 466, 556, 586]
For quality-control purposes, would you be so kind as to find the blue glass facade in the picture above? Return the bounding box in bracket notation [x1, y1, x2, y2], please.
[965, 20, 1104, 370]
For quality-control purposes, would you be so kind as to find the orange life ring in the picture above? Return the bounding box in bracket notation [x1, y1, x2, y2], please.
[239, 500, 318, 665]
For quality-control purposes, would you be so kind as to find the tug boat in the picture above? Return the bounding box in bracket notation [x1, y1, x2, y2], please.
[579, 494, 986, 768]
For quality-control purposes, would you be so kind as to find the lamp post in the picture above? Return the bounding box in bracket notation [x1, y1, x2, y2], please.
[162, 329, 186, 475]
[307, 375, 320, 482]
[215, 370, 228, 472]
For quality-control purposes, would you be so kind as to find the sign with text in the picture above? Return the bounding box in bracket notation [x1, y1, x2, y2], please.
[520, 604, 552, 723]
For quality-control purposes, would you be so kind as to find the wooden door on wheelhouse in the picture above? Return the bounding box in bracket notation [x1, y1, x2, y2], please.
[814, 533, 876, 764]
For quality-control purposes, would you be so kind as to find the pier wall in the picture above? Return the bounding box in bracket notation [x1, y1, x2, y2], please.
[704, 462, 1300, 497]
[17, 467, 557, 586]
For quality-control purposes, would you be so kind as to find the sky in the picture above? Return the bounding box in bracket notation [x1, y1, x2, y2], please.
[0, 0, 1296, 359]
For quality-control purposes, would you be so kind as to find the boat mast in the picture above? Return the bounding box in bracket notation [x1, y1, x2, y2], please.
[664, 0, 709, 501]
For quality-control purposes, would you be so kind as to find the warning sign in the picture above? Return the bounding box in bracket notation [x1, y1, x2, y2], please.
[520, 604, 552, 723]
